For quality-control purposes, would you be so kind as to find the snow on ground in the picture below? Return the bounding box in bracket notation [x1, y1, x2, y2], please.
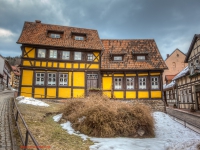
[54, 112, 200, 150]
[16, 96, 49, 107]
[53, 113, 63, 122]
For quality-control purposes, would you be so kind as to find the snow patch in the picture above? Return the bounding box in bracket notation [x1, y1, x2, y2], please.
[16, 96, 49, 107]
[53, 114, 63, 122]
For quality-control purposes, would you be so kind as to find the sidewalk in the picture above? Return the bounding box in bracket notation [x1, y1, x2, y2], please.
[0, 91, 15, 150]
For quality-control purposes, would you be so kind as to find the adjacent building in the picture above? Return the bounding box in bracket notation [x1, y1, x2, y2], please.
[0, 55, 12, 90]
[163, 49, 187, 84]
[10, 65, 20, 89]
[17, 20, 167, 99]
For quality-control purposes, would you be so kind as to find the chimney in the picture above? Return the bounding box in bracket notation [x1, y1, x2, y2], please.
[167, 54, 169, 58]
[35, 20, 41, 23]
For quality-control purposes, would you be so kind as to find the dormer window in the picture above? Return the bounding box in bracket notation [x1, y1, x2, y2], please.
[75, 36, 84, 40]
[113, 56, 123, 61]
[50, 33, 61, 38]
[47, 30, 63, 39]
[137, 56, 145, 61]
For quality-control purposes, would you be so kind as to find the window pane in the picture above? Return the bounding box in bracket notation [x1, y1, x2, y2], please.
[74, 52, 82, 60]
[75, 36, 84, 40]
[87, 54, 94, 61]
[114, 56, 122, 61]
[49, 50, 57, 58]
[62, 51, 70, 60]
[137, 56, 145, 60]
[38, 49, 46, 58]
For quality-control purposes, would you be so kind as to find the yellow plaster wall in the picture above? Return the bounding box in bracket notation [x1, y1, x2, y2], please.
[66, 63, 72, 68]
[126, 74, 136, 76]
[73, 72, 85, 87]
[138, 91, 149, 98]
[80, 63, 85, 69]
[73, 89, 84, 98]
[103, 91, 111, 98]
[73, 63, 79, 68]
[150, 73, 160, 76]
[21, 87, 32, 97]
[35, 61, 40, 67]
[89, 64, 99, 69]
[93, 52, 99, 62]
[22, 70, 33, 85]
[41, 62, 46, 67]
[102, 77, 112, 90]
[48, 62, 52, 67]
[114, 74, 124, 76]
[151, 91, 162, 98]
[68, 72, 72, 86]
[59, 63, 65, 68]
[53, 62, 57, 68]
[23, 61, 31, 66]
[58, 88, 71, 98]
[34, 88, 45, 98]
[47, 88, 56, 98]
[24, 47, 35, 58]
[114, 91, 124, 98]
[138, 73, 148, 76]
[126, 91, 136, 99]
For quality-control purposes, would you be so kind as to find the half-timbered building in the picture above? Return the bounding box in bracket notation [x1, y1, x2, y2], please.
[101, 39, 168, 99]
[17, 20, 103, 98]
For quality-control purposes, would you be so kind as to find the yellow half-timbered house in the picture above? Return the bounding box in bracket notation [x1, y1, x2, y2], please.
[17, 20, 103, 98]
[17, 20, 167, 99]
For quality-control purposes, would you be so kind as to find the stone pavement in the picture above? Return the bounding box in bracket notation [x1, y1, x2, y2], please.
[0, 91, 14, 150]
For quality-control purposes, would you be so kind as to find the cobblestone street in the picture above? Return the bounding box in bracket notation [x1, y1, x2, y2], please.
[0, 91, 14, 150]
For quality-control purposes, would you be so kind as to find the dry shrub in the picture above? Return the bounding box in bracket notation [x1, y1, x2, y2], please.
[62, 94, 154, 138]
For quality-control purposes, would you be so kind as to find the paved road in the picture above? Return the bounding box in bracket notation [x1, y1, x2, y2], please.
[0, 91, 14, 150]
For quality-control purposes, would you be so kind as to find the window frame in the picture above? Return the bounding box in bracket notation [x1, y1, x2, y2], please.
[113, 56, 123, 61]
[75, 36, 84, 40]
[47, 73, 56, 86]
[35, 73, 45, 85]
[59, 73, 68, 86]
[37, 49, 46, 58]
[126, 77, 134, 90]
[114, 77, 123, 90]
[151, 76, 159, 90]
[137, 55, 146, 61]
[87, 53, 94, 61]
[74, 52, 82, 60]
[50, 33, 61, 38]
[49, 50, 57, 59]
[138, 77, 147, 89]
[62, 51, 70, 60]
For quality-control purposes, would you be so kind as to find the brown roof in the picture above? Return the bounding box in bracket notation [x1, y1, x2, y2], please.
[17, 21, 104, 50]
[165, 75, 176, 81]
[101, 39, 168, 70]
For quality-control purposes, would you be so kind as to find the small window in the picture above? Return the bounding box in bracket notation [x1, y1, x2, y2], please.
[139, 77, 146, 89]
[114, 56, 122, 61]
[151, 77, 159, 89]
[49, 50, 57, 58]
[75, 36, 84, 40]
[114, 78, 123, 89]
[59, 74, 68, 85]
[190, 62, 193, 67]
[48, 73, 56, 85]
[196, 59, 199, 64]
[38, 49, 46, 58]
[87, 53, 94, 61]
[126, 78, 134, 89]
[137, 56, 145, 60]
[74, 52, 82, 60]
[62, 51, 70, 60]
[35, 73, 45, 85]
[50, 33, 61, 38]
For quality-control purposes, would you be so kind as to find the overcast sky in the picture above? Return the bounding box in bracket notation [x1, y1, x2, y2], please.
[0, 0, 200, 60]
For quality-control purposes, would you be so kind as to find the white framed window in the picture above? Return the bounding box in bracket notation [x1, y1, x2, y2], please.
[48, 73, 56, 85]
[137, 56, 145, 60]
[74, 52, 82, 60]
[114, 78, 122, 89]
[87, 74, 98, 79]
[62, 51, 70, 60]
[75, 36, 84, 40]
[38, 49, 46, 58]
[151, 77, 159, 89]
[49, 50, 57, 58]
[126, 78, 134, 89]
[139, 77, 146, 89]
[59, 74, 68, 85]
[87, 53, 94, 61]
[50, 33, 61, 38]
[114, 56, 122, 61]
[35, 73, 45, 85]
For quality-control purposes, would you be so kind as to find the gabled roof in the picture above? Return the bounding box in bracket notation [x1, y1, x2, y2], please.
[185, 34, 200, 63]
[17, 21, 104, 51]
[173, 66, 189, 80]
[165, 48, 186, 61]
[163, 81, 176, 90]
[165, 75, 176, 81]
[101, 39, 168, 70]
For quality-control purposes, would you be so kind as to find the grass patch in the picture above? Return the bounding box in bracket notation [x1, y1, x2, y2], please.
[62, 94, 155, 138]
[16, 100, 93, 150]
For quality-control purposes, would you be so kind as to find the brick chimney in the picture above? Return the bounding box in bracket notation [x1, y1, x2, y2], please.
[35, 20, 41, 23]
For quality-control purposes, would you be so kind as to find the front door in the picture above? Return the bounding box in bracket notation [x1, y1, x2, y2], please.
[87, 74, 98, 95]
[197, 92, 200, 110]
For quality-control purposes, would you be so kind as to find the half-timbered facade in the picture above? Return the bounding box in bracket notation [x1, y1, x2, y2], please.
[101, 40, 168, 99]
[17, 20, 103, 98]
